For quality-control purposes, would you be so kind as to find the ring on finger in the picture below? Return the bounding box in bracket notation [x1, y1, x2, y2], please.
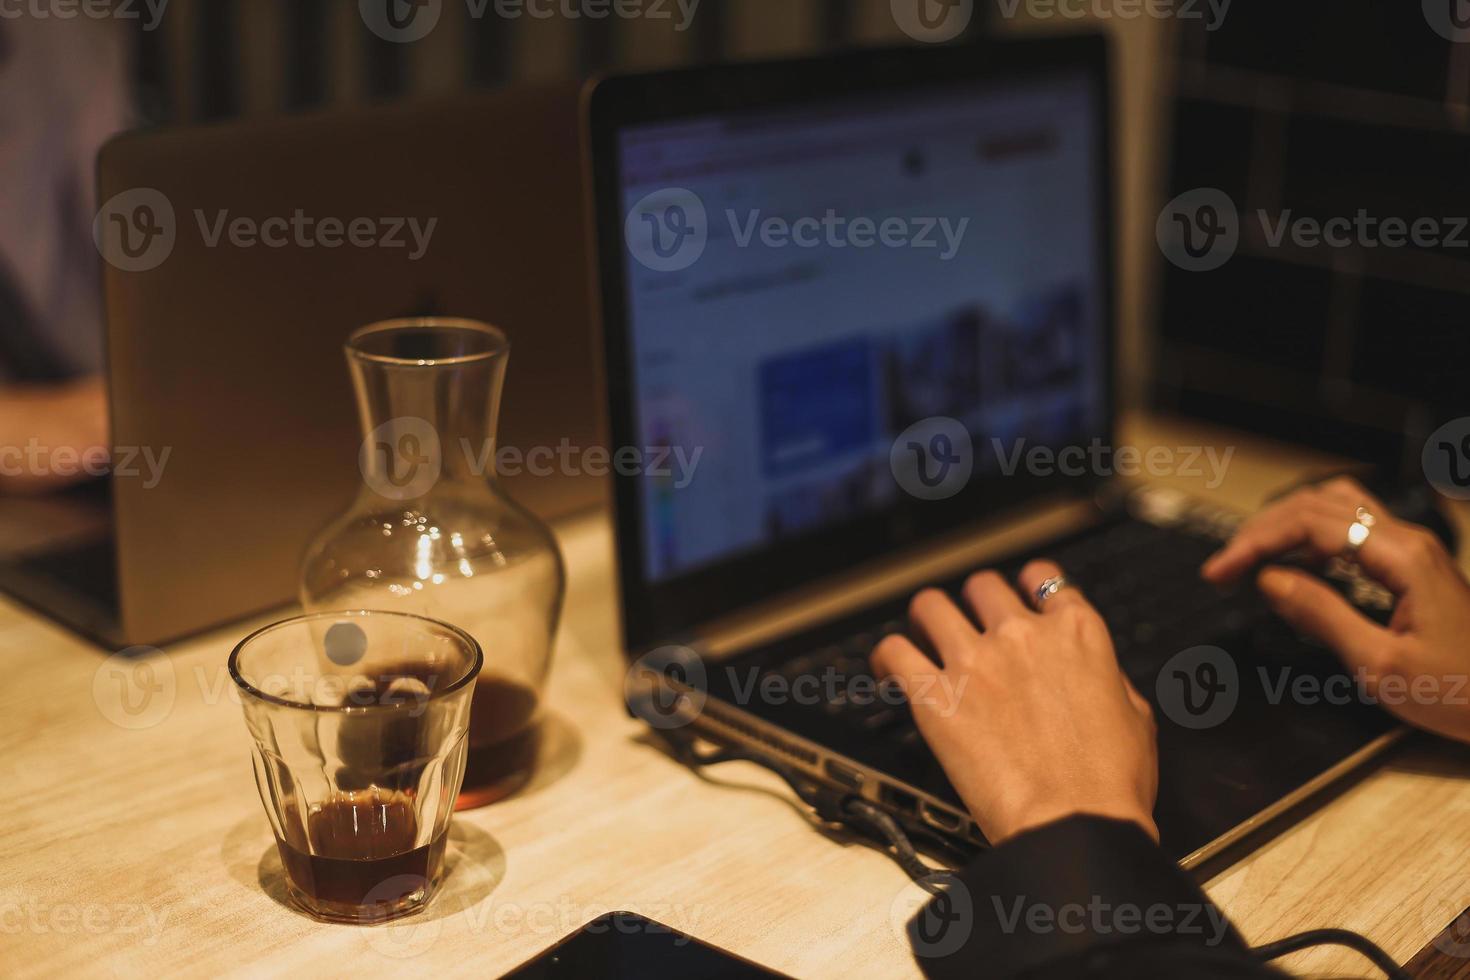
[1033, 575, 1071, 610]
[1345, 506, 1376, 556]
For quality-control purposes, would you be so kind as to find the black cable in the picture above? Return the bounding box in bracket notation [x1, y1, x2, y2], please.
[840, 797, 941, 891]
[651, 720, 1411, 976]
[1250, 929, 1410, 980]
[646, 723, 944, 890]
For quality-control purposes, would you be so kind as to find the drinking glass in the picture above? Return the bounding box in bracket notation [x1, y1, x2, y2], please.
[229, 610, 481, 923]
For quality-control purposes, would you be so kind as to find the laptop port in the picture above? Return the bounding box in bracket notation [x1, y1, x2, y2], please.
[919, 801, 964, 834]
[880, 784, 918, 817]
[824, 759, 864, 791]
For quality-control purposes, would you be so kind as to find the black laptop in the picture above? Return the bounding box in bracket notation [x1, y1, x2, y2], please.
[584, 34, 1404, 865]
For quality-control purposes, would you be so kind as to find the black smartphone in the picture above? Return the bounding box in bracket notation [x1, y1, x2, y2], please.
[500, 912, 789, 979]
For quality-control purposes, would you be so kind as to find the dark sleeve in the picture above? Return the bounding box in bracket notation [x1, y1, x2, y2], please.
[0, 258, 67, 382]
[907, 816, 1283, 979]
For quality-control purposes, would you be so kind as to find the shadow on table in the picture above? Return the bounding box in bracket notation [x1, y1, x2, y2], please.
[1385, 734, 1470, 780]
[510, 709, 583, 800]
[629, 728, 893, 855]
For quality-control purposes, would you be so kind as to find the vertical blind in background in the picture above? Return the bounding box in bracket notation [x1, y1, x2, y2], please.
[129, 0, 985, 126]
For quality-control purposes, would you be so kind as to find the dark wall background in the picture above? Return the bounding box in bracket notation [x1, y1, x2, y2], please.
[1156, 2, 1470, 476]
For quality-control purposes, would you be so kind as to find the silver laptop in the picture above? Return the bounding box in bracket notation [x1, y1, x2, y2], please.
[0, 82, 603, 647]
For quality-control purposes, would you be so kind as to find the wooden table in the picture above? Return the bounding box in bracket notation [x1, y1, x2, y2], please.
[4, 416, 1469, 978]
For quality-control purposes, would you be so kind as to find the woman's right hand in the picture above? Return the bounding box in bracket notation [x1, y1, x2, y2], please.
[1202, 476, 1470, 744]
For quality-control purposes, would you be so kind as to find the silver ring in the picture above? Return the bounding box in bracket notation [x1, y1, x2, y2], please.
[1034, 575, 1070, 609]
[1346, 506, 1376, 555]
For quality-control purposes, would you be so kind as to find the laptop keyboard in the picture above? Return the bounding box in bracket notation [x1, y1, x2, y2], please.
[1043, 520, 1262, 666]
[9, 537, 120, 608]
[698, 506, 1408, 853]
[757, 517, 1285, 738]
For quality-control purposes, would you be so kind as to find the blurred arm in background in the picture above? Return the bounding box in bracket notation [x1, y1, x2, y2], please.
[0, 14, 131, 493]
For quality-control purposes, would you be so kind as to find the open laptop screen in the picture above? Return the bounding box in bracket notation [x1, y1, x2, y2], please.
[616, 72, 1106, 584]
[591, 37, 1113, 649]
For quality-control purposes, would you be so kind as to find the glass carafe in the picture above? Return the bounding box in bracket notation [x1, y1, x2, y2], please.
[300, 318, 565, 809]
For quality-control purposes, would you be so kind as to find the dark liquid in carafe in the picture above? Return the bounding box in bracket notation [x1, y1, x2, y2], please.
[276, 788, 447, 915]
[456, 676, 541, 809]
